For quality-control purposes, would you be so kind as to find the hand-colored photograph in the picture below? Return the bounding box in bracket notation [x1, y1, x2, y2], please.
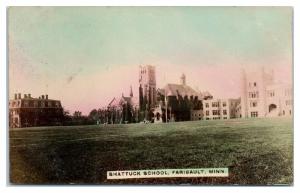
[8, 6, 293, 185]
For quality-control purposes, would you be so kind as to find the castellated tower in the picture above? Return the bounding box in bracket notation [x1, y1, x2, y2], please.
[240, 67, 275, 118]
[139, 65, 157, 111]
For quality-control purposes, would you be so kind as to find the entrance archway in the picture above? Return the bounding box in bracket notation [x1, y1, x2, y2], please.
[156, 113, 161, 121]
[269, 104, 277, 112]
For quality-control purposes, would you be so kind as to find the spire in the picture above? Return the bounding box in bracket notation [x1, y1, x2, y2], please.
[130, 85, 133, 97]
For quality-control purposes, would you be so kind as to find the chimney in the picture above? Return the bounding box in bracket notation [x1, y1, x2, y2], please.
[42, 95, 45, 99]
[18, 93, 21, 99]
[130, 86, 133, 97]
[24, 94, 27, 98]
[14, 93, 17, 100]
[28, 94, 31, 98]
[46, 94, 48, 100]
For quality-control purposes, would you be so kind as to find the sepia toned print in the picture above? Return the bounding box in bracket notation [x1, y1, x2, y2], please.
[8, 7, 293, 185]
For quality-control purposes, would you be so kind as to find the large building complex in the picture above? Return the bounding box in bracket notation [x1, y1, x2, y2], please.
[142, 65, 292, 123]
[9, 93, 63, 128]
[9, 66, 292, 128]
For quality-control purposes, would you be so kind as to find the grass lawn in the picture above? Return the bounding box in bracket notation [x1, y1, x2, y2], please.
[9, 117, 293, 185]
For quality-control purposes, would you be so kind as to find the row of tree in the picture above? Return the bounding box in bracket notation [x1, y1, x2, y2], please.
[62, 109, 102, 126]
[156, 93, 203, 122]
[62, 93, 204, 125]
[62, 106, 137, 125]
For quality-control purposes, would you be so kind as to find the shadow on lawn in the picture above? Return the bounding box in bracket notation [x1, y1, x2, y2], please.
[10, 140, 293, 185]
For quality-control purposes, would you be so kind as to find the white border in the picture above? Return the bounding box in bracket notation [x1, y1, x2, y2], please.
[1, 1, 299, 193]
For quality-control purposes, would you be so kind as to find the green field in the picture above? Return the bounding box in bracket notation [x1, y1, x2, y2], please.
[9, 117, 293, 185]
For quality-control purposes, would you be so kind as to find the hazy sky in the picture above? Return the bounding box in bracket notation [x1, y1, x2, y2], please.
[8, 7, 292, 115]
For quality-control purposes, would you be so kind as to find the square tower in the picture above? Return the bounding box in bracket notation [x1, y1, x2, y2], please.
[241, 68, 274, 118]
[139, 65, 156, 110]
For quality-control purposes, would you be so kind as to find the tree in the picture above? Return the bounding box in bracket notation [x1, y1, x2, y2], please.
[62, 107, 72, 125]
[63, 109, 70, 117]
[73, 111, 82, 118]
[88, 109, 98, 122]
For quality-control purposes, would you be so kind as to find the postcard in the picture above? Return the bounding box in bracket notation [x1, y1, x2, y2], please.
[8, 6, 293, 185]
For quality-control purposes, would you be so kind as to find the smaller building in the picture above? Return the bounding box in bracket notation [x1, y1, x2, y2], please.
[9, 93, 63, 128]
[156, 74, 212, 122]
[203, 98, 240, 120]
[106, 87, 139, 124]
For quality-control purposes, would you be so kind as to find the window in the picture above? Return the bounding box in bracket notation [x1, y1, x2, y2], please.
[206, 118, 210, 120]
[212, 110, 220, 115]
[23, 101, 28, 107]
[29, 100, 34, 107]
[222, 102, 226, 107]
[223, 110, 227, 115]
[290, 110, 292, 115]
[249, 82, 257, 88]
[205, 103, 209, 108]
[223, 117, 227, 119]
[283, 110, 285, 115]
[286, 100, 292, 106]
[249, 91, 259, 98]
[206, 111, 209, 116]
[268, 91, 275, 97]
[250, 101, 258, 107]
[212, 102, 219, 107]
[251, 112, 258, 117]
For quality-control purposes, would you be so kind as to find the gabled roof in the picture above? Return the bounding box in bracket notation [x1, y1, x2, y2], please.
[108, 95, 139, 108]
[108, 97, 118, 107]
[164, 84, 201, 98]
[158, 84, 212, 99]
